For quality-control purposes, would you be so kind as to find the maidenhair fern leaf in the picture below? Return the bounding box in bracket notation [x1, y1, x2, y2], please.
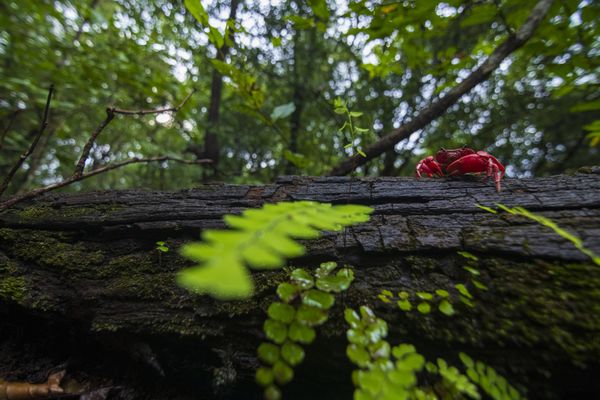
[178, 201, 373, 299]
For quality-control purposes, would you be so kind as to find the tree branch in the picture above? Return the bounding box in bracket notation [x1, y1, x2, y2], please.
[0, 156, 212, 211]
[327, 0, 554, 176]
[0, 85, 54, 196]
[73, 89, 196, 178]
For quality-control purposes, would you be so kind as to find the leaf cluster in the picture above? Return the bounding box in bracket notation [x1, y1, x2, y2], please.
[178, 201, 372, 299]
[256, 262, 355, 400]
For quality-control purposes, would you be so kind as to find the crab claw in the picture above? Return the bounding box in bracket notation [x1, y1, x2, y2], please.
[446, 151, 505, 192]
[416, 156, 444, 178]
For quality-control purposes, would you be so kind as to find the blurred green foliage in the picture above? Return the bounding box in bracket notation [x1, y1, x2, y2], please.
[178, 201, 371, 299]
[0, 0, 598, 194]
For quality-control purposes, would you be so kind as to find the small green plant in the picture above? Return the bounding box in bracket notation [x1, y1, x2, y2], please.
[458, 353, 524, 400]
[178, 201, 372, 299]
[256, 262, 355, 400]
[155, 241, 169, 253]
[478, 203, 600, 266]
[345, 306, 525, 400]
[334, 97, 371, 158]
[155, 241, 169, 266]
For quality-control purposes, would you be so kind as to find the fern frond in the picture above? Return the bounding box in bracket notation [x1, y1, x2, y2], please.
[178, 201, 373, 299]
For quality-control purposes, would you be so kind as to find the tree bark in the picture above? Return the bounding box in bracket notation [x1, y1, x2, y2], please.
[0, 172, 599, 399]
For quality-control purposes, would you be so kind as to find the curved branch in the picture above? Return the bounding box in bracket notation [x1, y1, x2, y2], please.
[0, 156, 212, 211]
[327, 0, 554, 176]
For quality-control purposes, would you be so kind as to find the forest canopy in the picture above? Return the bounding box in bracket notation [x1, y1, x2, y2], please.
[0, 0, 598, 195]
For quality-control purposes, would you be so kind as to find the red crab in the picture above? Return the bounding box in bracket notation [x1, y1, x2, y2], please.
[416, 147, 506, 192]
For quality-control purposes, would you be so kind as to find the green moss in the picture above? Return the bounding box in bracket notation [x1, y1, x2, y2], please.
[0, 276, 26, 302]
[17, 204, 124, 221]
[0, 228, 104, 272]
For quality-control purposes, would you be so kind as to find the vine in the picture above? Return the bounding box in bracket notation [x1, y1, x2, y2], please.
[256, 262, 355, 400]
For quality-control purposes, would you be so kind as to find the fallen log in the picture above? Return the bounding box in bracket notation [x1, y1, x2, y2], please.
[1, 173, 599, 399]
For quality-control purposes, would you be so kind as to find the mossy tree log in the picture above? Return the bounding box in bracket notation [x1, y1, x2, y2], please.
[1, 173, 599, 399]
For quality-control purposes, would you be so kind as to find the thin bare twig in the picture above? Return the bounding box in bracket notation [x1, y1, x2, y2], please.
[73, 89, 196, 178]
[0, 109, 22, 151]
[328, 0, 554, 176]
[0, 156, 212, 211]
[0, 85, 54, 196]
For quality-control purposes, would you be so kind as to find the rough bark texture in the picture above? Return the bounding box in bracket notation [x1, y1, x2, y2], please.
[1, 172, 599, 399]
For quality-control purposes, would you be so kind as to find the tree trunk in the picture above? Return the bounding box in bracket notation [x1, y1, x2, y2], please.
[202, 0, 242, 178]
[1, 172, 599, 399]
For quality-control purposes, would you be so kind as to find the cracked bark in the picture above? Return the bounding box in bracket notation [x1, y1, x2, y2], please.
[0, 172, 599, 399]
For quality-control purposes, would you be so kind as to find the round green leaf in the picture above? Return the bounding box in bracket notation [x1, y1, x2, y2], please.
[435, 289, 449, 297]
[295, 304, 328, 326]
[368, 341, 390, 359]
[397, 299, 412, 312]
[272, 361, 294, 385]
[277, 282, 299, 303]
[347, 344, 370, 367]
[288, 321, 316, 344]
[417, 302, 431, 314]
[264, 385, 282, 400]
[302, 289, 335, 309]
[438, 299, 455, 316]
[255, 367, 274, 386]
[258, 342, 280, 365]
[290, 268, 314, 289]
[416, 292, 433, 300]
[264, 319, 288, 344]
[281, 341, 305, 366]
[347, 328, 369, 346]
[268, 302, 296, 323]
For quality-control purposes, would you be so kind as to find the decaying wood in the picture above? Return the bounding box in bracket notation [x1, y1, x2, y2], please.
[0, 173, 599, 399]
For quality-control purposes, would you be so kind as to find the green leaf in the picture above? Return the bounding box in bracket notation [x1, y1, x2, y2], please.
[179, 201, 372, 299]
[438, 300, 455, 316]
[416, 292, 433, 300]
[347, 328, 369, 346]
[255, 367, 274, 386]
[268, 302, 296, 324]
[347, 344, 371, 367]
[463, 266, 480, 276]
[349, 111, 363, 117]
[281, 342, 305, 366]
[308, 0, 330, 20]
[344, 308, 361, 328]
[184, 0, 209, 25]
[455, 284, 473, 299]
[295, 304, 328, 326]
[302, 289, 335, 310]
[457, 251, 479, 261]
[258, 343, 280, 365]
[288, 321, 316, 344]
[397, 299, 412, 311]
[570, 100, 600, 112]
[271, 102, 296, 120]
[417, 302, 431, 314]
[277, 282, 300, 303]
[435, 289, 449, 298]
[290, 268, 314, 289]
[459, 352, 474, 369]
[272, 361, 294, 385]
[316, 268, 354, 292]
[176, 256, 253, 299]
[264, 319, 288, 344]
[264, 385, 282, 400]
